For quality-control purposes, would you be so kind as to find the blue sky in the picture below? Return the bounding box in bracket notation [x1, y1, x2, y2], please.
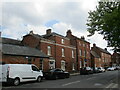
[45, 20, 59, 27]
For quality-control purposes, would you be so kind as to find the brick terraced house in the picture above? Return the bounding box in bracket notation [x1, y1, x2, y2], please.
[112, 51, 120, 67]
[22, 29, 77, 72]
[91, 44, 112, 68]
[66, 30, 91, 70]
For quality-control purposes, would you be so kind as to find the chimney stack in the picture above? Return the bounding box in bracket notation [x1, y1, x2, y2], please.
[66, 30, 72, 38]
[93, 43, 96, 47]
[81, 36, 85, 40]
[46, 29, 51, 35]
[105, 48, 107, 51]
[29, 31, 34, 35]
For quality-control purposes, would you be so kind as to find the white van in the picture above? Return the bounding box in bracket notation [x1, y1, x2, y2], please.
[0, 64, 43, 86]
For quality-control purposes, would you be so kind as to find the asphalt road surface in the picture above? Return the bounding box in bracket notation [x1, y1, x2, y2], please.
[2, 70, 120, 89]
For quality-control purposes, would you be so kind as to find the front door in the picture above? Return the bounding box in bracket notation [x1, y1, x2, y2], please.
[61, 60, 65, 71]
[49, 59, 55, 69]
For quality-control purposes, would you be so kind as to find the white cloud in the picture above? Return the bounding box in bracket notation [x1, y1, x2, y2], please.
[1, 0, 113, 53]
[26, 24, 48, 35]
[52, 22, 72, 35]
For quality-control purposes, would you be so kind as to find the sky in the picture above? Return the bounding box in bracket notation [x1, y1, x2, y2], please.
[0, 0, 113, 53]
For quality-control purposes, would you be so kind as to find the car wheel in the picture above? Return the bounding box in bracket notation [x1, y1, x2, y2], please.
[37, 76, 42, 82]
[13, 78, 20, 86]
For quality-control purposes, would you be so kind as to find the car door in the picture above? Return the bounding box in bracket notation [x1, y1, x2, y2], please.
[55, 69, 64, 78]
[31, 65, 41, 80]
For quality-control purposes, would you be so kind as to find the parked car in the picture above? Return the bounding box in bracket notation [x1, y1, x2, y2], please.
[107, 67, 115, 71]
[97, 67, 105, 72]
[93, 67, 100, 73]
[113, 66, 120, 70]
[0, 64, 43, 86]
[43, 68, 70, 80]
[80, 67, 93, 75]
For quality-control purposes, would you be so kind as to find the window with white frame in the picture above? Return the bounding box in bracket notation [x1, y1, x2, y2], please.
[99, 58, 101, 61]
[79, 42, 81, 46]
[72, 50, 74, 58]
[87, 45, 89, 48]
[101, 53, 104, 56]
[47, 46, 51, 56]
[80, 61, 82, 68]
[72, 63, 75, 70]
[61, 39, 65, 44]
[80, 49, 82, 56]
[83, 43, 85, 47]
[84, 51, 86, 57]
[87, 51, 89, 55]
[61, 60, 65, 71]
[62, 48, 65, 57]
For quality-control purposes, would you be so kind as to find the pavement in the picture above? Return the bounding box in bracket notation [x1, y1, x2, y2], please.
[70, 72, 80, 76]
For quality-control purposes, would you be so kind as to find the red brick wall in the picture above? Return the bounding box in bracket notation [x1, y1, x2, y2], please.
[22, 35, 39, 48]
[22, 34, 77, 72]
[1, 54, 49, 71]
[91, 45, 111, 68]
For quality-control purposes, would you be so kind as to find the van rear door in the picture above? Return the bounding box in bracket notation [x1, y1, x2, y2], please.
[0, 64, 8, 82]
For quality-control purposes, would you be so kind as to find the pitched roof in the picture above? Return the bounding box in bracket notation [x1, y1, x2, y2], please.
[42, 32, 69, 40]
[91, 51, 100, 58]
[0, 37, 22, 45]
[97, 47, 111, 55]
[0, 44, 49, 58]
[71, 35, 90, 44]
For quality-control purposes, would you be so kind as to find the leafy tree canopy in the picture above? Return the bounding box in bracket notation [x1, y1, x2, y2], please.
[87, 1, 120, 52]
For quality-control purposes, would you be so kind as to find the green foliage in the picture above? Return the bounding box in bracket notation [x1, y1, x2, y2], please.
[87, 1, 120, 52]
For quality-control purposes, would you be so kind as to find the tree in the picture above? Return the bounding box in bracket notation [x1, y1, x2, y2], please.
[87, 1, 120, 52]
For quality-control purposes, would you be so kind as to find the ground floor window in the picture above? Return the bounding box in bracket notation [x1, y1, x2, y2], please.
[72, 63, 75, 71]
[61, 60, 65, 71]
[80, 61, 82, 68]
[49, 59, 55, 69]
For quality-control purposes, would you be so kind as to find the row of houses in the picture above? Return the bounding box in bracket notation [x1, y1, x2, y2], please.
[0, 29, 119, 72]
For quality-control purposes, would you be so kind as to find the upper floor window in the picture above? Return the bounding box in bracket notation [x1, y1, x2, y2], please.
[83, 43, 85, 47]
[87, 51, 89, 55]
[79, 42, 81, 46]
[72, 50, 74, 58]
[80, 49, 82, 56]
[101, 53, 104, 56]
[61, 39, 65, 44]
[84, 51, 86, 57]
[62, 48, 65, 57]
[87, 45, 89, 48]
[47, 46, 51, 56]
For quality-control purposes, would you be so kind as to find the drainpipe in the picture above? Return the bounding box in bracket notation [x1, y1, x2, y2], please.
[75, 39, 79, 71]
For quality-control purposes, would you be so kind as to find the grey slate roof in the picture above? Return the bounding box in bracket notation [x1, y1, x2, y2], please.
[0, 44, 49, 58]
[0, 37, 22, 45]
[42, 32, 69, 39]
[91, 51, 100, 58]
[97, 47, 111, 55]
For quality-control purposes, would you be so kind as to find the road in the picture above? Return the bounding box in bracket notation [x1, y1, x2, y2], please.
[2, 70, 120, 89]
